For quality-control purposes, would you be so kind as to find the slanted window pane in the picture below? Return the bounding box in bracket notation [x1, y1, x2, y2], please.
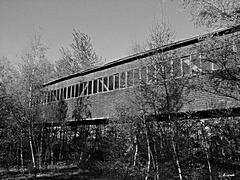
[103, 77, 108, 92]
[202, 59, 212, 71]
[79, 83, 83, 96]
[88, 81, 92, 95]
[93, 79, 98, 94]
[56, 89, 60, 101]
[141, 67, 147, 83]
[84, 82, 88, 96]
[114, 73, 119, 89]
[212, 62, 220, 70]
[147, 66, 154, 83]
[120, 72, 126, 88]
[98, 78, 103, 92]
[182, 57, 191, 75]
[109, 75, 113, 90]
[67, 86, 71, 98]
[134, 68, 140, 85]
[127, 70, 133, 87]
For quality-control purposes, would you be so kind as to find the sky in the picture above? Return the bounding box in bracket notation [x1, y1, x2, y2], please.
[0, 0, 207, 64]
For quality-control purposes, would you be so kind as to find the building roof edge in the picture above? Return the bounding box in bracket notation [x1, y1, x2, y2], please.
[43, 25, 240, 87]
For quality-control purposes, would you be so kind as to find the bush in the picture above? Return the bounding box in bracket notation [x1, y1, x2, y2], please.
[91, 160, 145, 180]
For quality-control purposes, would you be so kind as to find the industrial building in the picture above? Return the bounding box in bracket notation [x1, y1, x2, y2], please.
[39, 25, 240, 125]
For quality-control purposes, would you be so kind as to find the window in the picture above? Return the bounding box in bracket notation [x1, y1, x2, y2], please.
[141, 67, 147, 83]
[134, 68, 140, 85]
[98, 78, 103, 93]
[114, 73, 119, 89]
[88, 81, 92, 95]
[173, 59, 182, 77]
[75, 84, 79, 97]
[56, 89, 60, 101]
[182, 57, 191, 75]
[201, 59, 212, 71]
[79, 83, 83, 96]
[37, 95, 40, 104]
[155, 63, 164, 81]
[71, 85, 75, 98]
[40, 92, 44, 104]
[50, 90, 54, 102]
[60, 88, 63, 99]
[44, 92, 47, 104]
[199, 54, 211, 71]
[93, 79, 98, 94]
[109, 75, 114, 90]
[42, 92, 47, 104]
[67, 86, 71, 99]
[103, 76, 108, 92]
[191, 55, 202, 74]
[41, 92, 44, 104]
[120, 72, 126, 88]
[47, 91, 50, 103]
[164, 61, 172, 79]
[232, 40, 240, 53]
[53, 90, 57, 101]
[212, 62, 220, 70]
[63, 87, 67, 99]
[127, 70, 133, 87]
[147, 66, 154, 83]
[173, 59, 181, 77]
[84, 82, 88, 96]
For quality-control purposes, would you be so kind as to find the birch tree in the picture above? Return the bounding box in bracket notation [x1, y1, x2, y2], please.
[17, 33, 56, 171]
[55, 29, 103, 77]
[179, 0, 240, 28]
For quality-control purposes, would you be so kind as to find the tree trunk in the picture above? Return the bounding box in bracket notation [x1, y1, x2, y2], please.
[133, 135, 138, 166]
[29, 127, 36, 169]
[39, 127, 43, 170]
[172, 139, 183, 180]
[201, 122, 213, 180]
[28, 79, 36, 170]
[50, 126, 54, 166]
[20, 134, 24, 174]
[153, 139, 159, 180]
[143, 115, 151, 180]
[59, 126, 63, 161]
